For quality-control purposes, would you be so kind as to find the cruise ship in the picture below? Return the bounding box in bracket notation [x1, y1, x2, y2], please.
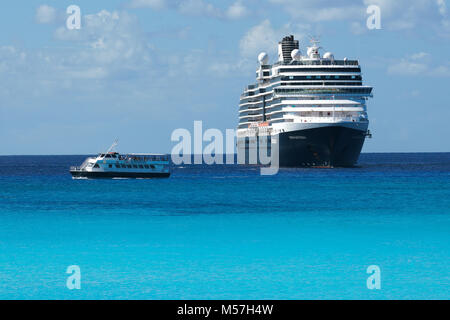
[70, 142, 170, 179]
[237, 35, 373, 167]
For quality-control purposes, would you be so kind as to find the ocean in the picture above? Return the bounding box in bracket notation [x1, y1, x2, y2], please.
[0, 153, 449, 299]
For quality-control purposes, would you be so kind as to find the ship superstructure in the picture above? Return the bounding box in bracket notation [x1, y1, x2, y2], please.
[237, 35, 373, 167]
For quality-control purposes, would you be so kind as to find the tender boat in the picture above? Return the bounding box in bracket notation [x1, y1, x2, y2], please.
[70, 141, 170, 179]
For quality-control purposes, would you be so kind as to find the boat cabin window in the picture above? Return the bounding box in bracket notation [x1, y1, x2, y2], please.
[115, 165, 120, 168]
[93, 164, 100, 168]
[144, 165, 149, 169]
[127, 165, 132, 168]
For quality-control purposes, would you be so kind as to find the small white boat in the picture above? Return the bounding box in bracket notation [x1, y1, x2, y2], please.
[70, 141, 170, 179]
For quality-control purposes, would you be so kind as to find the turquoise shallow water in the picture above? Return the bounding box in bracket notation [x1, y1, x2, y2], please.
[0, 153, 449, 299]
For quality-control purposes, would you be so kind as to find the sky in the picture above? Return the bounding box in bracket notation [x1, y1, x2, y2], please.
[0, 0, 449, 154]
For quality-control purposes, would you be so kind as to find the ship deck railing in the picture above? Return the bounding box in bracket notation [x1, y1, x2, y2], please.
[272, 59, 359, 66]
[283, 116, 366, 123]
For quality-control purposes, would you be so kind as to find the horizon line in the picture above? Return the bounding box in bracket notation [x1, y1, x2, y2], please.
[1, 151, 449, 157]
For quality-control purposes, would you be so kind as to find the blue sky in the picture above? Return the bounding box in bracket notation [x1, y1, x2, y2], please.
[0, 0, 449, 154]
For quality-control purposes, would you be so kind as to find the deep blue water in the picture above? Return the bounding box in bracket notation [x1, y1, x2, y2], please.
[0, 153, 449, 299]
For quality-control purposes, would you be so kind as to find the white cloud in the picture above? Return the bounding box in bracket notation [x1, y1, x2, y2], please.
[1, 7, 247, 103]
[239, 20, 309, 60]
[0, 46, 27, 74]
[312, 6, 364, 22]
[436, 0, 447, 16]
[410, 52, 430, 60]
[35, 4, 57, 24]
[269, 0, 449, 36]
[364, 0, 449, 31]
[388, 60, 428, 76]
[240, 20, 278, 59]
[433, 64, 450, 76]
[350, 21, 367, 35]
[53, 9, 152, 68]
[268, 0, 363, 22]
[67, 67, 109, 80]
[387, 52, 449, 76]
[178, 0, 221, 18]
[2, 9, 155, 90]
[127, 0, 248, 20]
[128, 0, 167, 10]
[226, 1, 248, 19]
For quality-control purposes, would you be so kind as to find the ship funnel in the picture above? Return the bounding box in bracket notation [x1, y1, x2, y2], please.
[278, 35, 299, 63]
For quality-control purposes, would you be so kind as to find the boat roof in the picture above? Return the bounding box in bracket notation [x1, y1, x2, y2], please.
[125, 153, 168, 156]
[98, 152, 167, 156]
